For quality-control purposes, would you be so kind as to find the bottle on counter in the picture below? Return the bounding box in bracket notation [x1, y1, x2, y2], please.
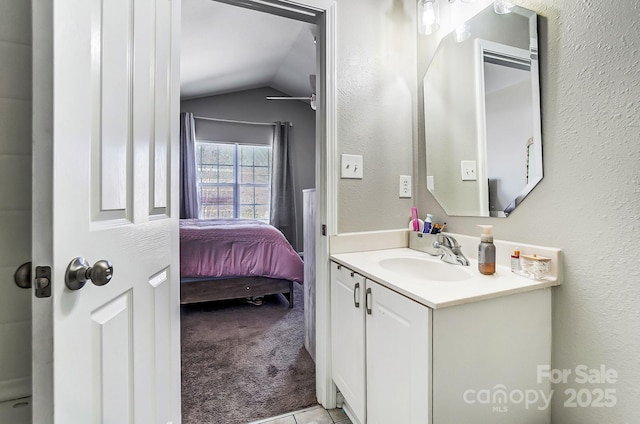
[478, 225, 496, 275]
[511, 249, 521, 274]
[423, 214, 433, 234]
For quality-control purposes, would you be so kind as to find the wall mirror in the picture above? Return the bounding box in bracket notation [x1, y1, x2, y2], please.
[424, 4, 542, 217]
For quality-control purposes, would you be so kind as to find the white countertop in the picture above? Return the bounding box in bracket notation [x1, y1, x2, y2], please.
[330, 247, 560, 309]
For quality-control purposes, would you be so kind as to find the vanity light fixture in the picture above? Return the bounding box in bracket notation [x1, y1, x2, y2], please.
[494, 0, 513, 14]
[418, 0, 476, 36]
[417, 0, 440, 35]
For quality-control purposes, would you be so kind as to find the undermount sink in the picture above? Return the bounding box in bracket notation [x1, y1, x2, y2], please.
[378, 256, 473, 282]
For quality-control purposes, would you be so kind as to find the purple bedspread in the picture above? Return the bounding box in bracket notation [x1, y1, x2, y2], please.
[180, 219, 304, 283]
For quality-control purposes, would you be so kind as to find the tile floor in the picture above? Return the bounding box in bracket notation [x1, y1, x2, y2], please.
[0, 398, 351, 424]
[250, 405, 353, 424]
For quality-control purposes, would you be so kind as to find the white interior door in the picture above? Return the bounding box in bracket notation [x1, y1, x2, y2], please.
[31, 0, 181, 423]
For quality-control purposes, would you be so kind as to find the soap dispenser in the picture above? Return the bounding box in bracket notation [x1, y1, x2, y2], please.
[478, 225, 496, 275]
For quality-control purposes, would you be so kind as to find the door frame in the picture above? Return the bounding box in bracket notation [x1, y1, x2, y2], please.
[31, 0, 54, 421]
[203, 0, 339, 409]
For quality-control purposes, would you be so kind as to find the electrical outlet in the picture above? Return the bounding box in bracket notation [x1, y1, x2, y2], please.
[461, 160, 477, 181]
[399, 175, 412, 198]
[341, 154, 363, 179]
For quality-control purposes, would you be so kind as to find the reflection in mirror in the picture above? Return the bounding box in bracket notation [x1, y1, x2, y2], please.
[424, 4, 542, 217]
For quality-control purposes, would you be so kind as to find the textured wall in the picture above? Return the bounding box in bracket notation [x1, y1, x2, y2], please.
[417, 1, 640, 422]
[0, 0, 32, 402]
[336, 0, 417, 233]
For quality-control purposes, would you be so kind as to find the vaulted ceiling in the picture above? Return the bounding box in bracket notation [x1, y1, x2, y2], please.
[180, 0, 317, 100]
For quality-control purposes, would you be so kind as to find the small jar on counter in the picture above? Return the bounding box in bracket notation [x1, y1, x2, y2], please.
[520, 253, 551, 280]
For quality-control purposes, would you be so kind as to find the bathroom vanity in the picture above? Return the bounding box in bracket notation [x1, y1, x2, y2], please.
[329, 231, 562, 424]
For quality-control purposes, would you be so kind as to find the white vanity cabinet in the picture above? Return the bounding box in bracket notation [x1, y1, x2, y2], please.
[330, 260, 552, 424]
[330, 263, 367, 422]
[331, 263, 430, 424]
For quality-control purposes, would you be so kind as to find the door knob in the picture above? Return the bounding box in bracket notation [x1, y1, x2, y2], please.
[65, 257, 114, 290]
[13, 262, 32, 289]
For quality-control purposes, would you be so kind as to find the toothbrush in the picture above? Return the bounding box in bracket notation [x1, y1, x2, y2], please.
[411, 207, 419, 231]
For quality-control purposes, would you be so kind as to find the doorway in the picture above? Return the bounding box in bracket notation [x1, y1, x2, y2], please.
[178, 0, 335, 421]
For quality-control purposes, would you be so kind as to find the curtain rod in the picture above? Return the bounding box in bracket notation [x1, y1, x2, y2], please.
[193, 115, 292, 127]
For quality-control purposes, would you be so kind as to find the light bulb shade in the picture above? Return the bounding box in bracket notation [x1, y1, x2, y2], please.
[493, 0, 513, 14]
[418, 0, 440, 35]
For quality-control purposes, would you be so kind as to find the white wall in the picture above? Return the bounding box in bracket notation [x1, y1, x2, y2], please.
[181, 87, 316, 252]
[417, 1, 640, 422]
[424, 30, 483, 215]
[335, 0, 417, 232]
[0, 0, 32, 402]
[486, 79, 533, 211]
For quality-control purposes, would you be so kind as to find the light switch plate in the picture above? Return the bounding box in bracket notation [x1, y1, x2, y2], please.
[461, 160, 477, 181]
[341, 154, 363, 179]
[427, 175, 435, 191]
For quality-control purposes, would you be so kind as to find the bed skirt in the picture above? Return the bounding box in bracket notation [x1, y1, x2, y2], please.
[180, 276, 294, 308]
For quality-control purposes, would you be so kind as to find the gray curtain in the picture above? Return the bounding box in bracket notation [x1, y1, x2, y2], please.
[179, 112, 200, 219]
[270, 122, 297, 249]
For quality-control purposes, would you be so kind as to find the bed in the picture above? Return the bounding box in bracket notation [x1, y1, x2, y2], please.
[179, 219, 304, 307]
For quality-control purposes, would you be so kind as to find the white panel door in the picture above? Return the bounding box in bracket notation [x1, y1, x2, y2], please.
[365, 280, 431, 424]
[31, 0, 181, 423]
[330, 263, 366, 423]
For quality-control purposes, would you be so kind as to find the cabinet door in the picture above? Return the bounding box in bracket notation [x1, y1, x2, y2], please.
[331, 263, 366, 423]
[366, 279, 431, 424]
[432, 289, 551, 423]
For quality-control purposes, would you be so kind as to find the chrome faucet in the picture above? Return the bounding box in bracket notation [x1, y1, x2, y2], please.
[433, 234, 470, 266]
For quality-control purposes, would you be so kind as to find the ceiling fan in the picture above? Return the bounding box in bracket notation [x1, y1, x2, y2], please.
[266, 74, 317, 110]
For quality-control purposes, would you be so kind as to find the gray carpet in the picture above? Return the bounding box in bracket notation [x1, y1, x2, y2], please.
[181, 282, 317, 424]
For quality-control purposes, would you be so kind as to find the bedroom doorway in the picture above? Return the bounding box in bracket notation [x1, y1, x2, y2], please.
[178, 0, 336, 422]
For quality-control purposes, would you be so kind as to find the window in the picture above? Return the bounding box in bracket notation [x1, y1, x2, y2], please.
[196, 142, 271, 221]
